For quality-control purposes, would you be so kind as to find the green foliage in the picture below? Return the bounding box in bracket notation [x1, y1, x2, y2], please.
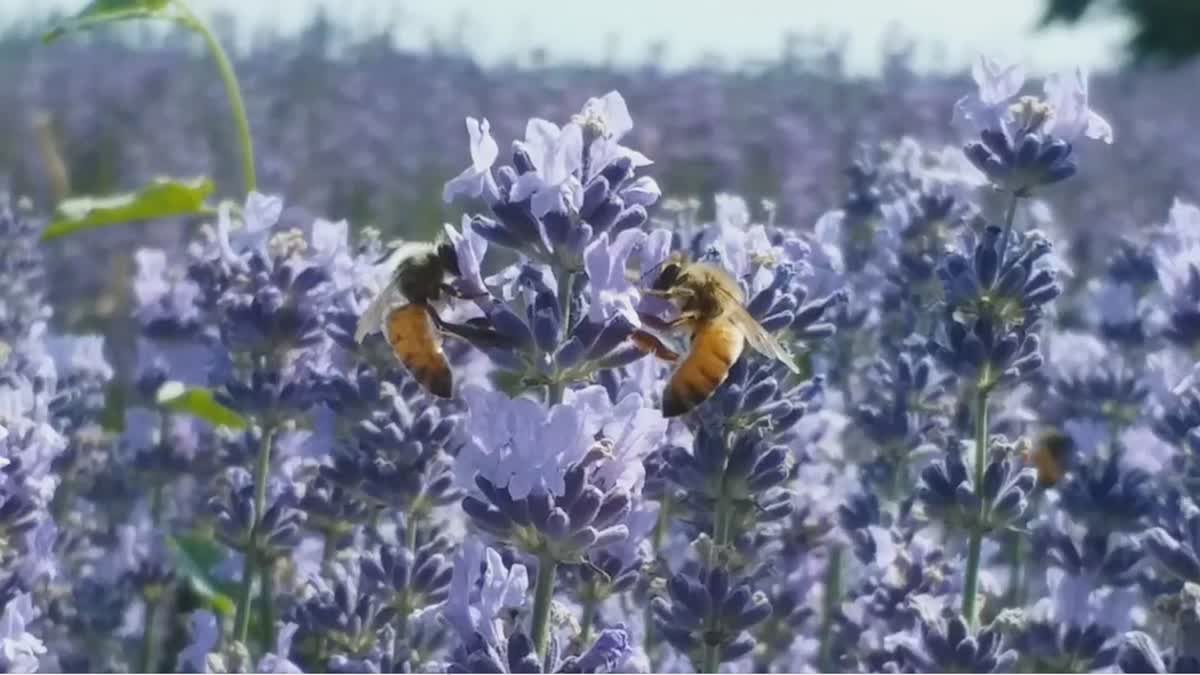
[1041, 0, 1200, 65]
[156, 383, 247, 429]
[41, 177, 215, 241]
[43, 0, 173, 43]
[168, 533, 237, 617]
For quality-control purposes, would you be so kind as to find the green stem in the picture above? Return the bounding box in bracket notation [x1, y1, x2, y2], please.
[140, 588, 163, 672]
[1005, 531, 1023, 608]
[233, 424, 275, 645]
[547, 270, 576, 405]
[702, 477, 734, 673]
[579, 585, 597, 647]
[962, 384, 991, 629]
[996, 192, 1020, 271]
[643, 494, 672, 663]
[395, 511, 420, 643]
[531, 554, 558, 662]
[174, 1, 257, 194]
[817, 546, 844, 672]
[260, 561, 275, 647]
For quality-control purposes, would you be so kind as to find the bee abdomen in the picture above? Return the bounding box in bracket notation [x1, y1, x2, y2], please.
[662, 319, 745, 418]
[386, 304, 453, 398]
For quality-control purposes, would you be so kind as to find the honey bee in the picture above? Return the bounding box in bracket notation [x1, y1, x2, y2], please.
[640, 257, 800, 417]
[1023, 430, 1074, 487]
[354, 239, 469, 398]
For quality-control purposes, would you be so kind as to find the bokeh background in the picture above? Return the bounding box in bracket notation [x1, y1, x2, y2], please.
[1, 0, 1198, 381]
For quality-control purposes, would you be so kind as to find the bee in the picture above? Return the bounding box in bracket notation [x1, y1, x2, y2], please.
[354, 239, 468, 398]
[641, 257, 800, 417]
[1023, 430, 1074, 487]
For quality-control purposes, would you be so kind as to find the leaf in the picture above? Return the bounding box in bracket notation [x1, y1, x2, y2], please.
[44, 0, 172, 43]
[169, 534, 237, 617]
[157, 383, 246, 429]
[41, 177, 215, 241]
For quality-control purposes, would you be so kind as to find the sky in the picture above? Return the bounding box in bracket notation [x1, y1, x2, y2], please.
[2, 0, 1129, 75]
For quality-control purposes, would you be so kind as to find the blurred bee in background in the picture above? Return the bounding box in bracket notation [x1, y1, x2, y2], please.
[355, 238, 491, 398]
[1023, 430, 1075, 487]
[637, 255, 800, 417]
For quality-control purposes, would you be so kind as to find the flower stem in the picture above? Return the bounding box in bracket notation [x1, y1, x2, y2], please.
[233, 424, 275, 645]
[139, 482, 167, 672]
[139, 587, 163, 672]
[1005, 531, 1023, 607]
[259, 561, 275, 647]
[547, 270, 577, 405]
[643, 494, 672, 663]
[579, 585, 597, 646]
[996, 191, 1020, 270]
[702, 475, 734, 673]
[962, 383, 991, 629]
[394, 511, 421, 654]
[532, 554, 558, 662]
[817, 545, 844, 672]
[174, 0, 257, 194]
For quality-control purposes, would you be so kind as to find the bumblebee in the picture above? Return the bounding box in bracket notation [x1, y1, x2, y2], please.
[640, 257, 800, 417]
[354, 239, 467, 398]
[1023, 430, 1074, 487]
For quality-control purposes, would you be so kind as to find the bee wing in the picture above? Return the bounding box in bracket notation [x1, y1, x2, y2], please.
[715, 286, 801, 374]
[354, 281, 404, 344]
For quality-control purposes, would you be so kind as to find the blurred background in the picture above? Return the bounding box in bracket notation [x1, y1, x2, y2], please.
[1, 0, 1198, 374]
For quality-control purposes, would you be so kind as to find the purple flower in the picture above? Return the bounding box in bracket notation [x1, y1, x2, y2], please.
[510, 119, 585, 218]
[176, 611, 219, 672]
[0, 592, 45, 673]
[585, 229, 646, 326]
[216, 191, 283, 268]
[457, 387, 593, 499]
[1042, 67, 1114, 144]
[575, 90, 651, 180]
[953, 55, 1025, 137]
[443, 541, 529, 647]
[445, 216, 489, 299]
[443, 117, 500, 204]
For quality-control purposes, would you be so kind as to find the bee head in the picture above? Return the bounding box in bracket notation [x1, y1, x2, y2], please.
[652, 261, 684, 291]
[436, 239, 461, 278]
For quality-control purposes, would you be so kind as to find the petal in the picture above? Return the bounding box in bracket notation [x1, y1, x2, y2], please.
[599, 90, 634, 138]
[972, 55, 1024, 105]
[471, 117, 500, 171]
[548, 122, 584, 183]
[509, 172, 544, 205]
[442, 166, 484, 204]
[531, 185, 563, 219]
[244, 192, 283, 233]
[1085, 109, 1114, 144]
[640, 228, 673, 275]
[524, 118, 560, 167]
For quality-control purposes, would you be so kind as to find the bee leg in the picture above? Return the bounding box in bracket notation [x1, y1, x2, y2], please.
[429, 308, 509, 348]
[630, 329, 680, 363]
[645, 288, 691, 301]
[661, 311, 702, 331]
[441, 283, 489, 301]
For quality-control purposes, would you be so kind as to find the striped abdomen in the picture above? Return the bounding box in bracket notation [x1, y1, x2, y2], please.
[662, 317, 745, 417]
[386, 304, 452, 398]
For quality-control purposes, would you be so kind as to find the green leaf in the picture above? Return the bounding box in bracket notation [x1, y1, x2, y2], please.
[41, 177, 215, 241]
[44, 0, 172, 43]
[157, 383, 246, 429]
[169, 534, 237, 617]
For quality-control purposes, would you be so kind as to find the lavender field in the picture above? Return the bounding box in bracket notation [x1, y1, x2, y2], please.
[4, 2, 1200, 673]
